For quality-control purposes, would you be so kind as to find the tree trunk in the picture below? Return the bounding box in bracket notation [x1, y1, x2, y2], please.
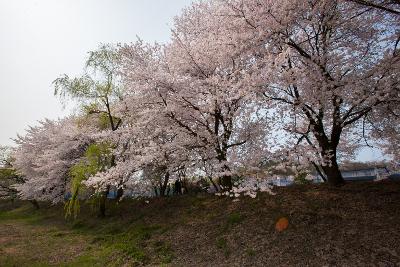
[98, 186, 110, 217]
[116, 187, 124, 202]
[208, 176, 219, 192]
[220, 164, 232, 190]
[217, 154, 232, 190]
[154, 186, 158, 197]
[314, 127, 345, 186]
[160, 172, 170, 197]
[174, 180, 182, 195]
[312, 162, 327, 182]
[99, 193, 106, 217]
[221, 175, 232, 190]
[30, 200, 40, 209]
[321, 158, 345, 186]
[182, 178, 189, 194]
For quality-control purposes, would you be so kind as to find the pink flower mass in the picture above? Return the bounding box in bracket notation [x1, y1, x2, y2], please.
[9, 0, 400, 201]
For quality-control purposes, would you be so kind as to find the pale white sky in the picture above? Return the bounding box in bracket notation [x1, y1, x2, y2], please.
[0, 0, 384, 162]
[0, 0, 192, 146]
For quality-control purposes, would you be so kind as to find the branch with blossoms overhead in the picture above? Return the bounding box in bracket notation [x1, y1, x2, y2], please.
[9, 0, 400, 208]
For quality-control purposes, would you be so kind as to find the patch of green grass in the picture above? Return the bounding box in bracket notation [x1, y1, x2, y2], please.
[227, 212, 243, 225]
[100, 222, 125, 234]
[153, 240, 174, 264]
[0, 205, 42, 223]
[219, 212, 244, 233]
[216, 237, 230, 257]
[0, 201, 174, 266]
[90, 235, 107, 244]
[51, 230, 68, 237]
[2, 182, 400, 266]
[110, 242, 147, 263]
[0, 256, 49, 267]
[216, 237, 227, 249]
[71, 220, 87, 229]
[86, 224, 164, 264]
[62, 254, 104, 267]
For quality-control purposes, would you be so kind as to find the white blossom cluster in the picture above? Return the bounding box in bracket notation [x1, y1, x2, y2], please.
[10, 0, 400, 203]
[216, 177, 276, 199]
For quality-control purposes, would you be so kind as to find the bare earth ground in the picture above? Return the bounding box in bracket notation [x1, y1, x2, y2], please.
[0, 181, 400, 266]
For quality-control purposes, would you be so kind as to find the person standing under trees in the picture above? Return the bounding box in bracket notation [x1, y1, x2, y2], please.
[174, 179, 182, 195]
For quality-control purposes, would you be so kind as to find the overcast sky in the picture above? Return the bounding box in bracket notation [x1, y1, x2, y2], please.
[0, 0, 385, 162]
[0, 0, 192, 146]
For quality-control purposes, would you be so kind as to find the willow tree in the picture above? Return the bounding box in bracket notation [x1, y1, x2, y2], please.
[53, 44, 124, 215]
[65, 143, 113, 218]
[53, 44, 123, 131]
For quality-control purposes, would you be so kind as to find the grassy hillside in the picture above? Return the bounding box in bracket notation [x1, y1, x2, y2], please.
[1, 181, 400, 266]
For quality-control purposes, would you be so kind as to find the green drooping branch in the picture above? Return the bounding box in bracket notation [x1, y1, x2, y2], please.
[64, 143, 113, 219]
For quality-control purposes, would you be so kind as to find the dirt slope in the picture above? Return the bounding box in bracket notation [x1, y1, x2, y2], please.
[1, 181, 399, 266]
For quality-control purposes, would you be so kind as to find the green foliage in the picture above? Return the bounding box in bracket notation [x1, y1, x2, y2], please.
[98, 113, 111, 130]
[110, 242, 147, 263]
[86, 44, 121, 79]
[64, 162, 89, 219]
[88, 224, 164, 264]
[216, 237, 227, 249]
[294, 172, 312, 185]
[219, 212, 244, 234]
[53, 74, 96, 102]
[79, 105, 121, 131]
[53, 45, 121, 102]
[0, 168, 17, 180]
[64, 143, 113, 219]
[227, 212, 243, 226]
[0, 168, 20, 200]
[81, 103, 100, 114]
[216, 237, 230, 257]
[53, 45, 123, 114]
[85, 143, 113, 171]
[153, 241, 174, 264]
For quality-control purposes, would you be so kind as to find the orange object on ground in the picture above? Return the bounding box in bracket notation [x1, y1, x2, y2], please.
[275, 217, 289, 232]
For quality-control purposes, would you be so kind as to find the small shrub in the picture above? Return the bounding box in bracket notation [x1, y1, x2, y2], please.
[153, 241, 174, 264]
[216, 237, 230, 257]
[216, 237, 227, 249]
[227, 212, 243, 226]
[294, 172, 313, 185]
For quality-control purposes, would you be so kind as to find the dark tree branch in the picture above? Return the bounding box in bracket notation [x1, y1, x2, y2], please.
[346, 0, 400, 15]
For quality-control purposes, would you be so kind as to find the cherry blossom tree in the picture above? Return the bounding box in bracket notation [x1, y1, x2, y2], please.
[0, 146, 13, 168]
[53, 44, 127, 211]
[12, 118, 93, 204]
[84, 83, 194, 196]
[11, 0, 399, 208]
[194, 0, 400, 185]
[346, 0, 400, 15]
[118, 22, 270, 189]
[369, 97, 400, 167]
